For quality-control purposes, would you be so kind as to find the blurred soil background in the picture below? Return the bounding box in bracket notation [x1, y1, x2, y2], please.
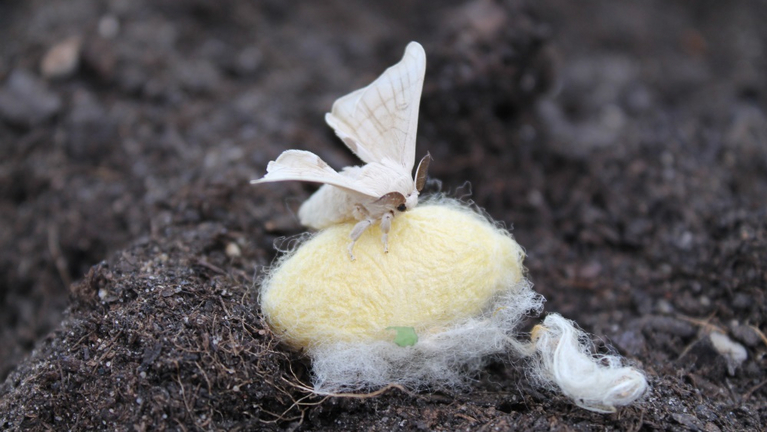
[0, 0, 765, 430]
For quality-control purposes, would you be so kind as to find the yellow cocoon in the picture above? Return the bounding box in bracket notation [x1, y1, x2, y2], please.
[261, 202, 525, 349]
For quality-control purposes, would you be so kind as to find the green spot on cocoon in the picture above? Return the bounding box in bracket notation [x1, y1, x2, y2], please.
[386, 326, 418, 347]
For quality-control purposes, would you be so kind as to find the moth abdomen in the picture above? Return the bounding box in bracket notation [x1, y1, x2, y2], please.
[298, 184, 358, 230]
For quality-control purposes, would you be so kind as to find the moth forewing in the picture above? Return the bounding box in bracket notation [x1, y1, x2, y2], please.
[324, 42, 425, 171]
[250, 150, 379, 198]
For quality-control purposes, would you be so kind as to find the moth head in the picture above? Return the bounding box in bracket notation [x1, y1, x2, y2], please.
[375, 191, 409, 213]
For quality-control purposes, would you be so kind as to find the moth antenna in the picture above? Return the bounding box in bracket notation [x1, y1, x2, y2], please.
[415, 152, 432, 192]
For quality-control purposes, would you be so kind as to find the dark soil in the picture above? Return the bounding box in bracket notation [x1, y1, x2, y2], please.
[1, 0, 765, 430]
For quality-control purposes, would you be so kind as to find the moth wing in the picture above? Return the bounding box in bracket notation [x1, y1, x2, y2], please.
[250, 150, 379, 198]
[325, 41, 425, 172]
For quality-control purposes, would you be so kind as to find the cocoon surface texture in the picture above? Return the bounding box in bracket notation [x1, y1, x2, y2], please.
[262, 201, 526, 350]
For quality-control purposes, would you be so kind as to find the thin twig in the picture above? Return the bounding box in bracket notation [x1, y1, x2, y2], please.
[743, 379, 767, 401]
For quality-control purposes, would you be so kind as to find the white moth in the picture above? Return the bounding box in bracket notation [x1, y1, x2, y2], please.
[251, 41, 431, 260]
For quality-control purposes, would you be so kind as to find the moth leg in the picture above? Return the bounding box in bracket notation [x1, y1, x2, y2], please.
[380, 212, 394, 253]
[348, 219, 374, 261]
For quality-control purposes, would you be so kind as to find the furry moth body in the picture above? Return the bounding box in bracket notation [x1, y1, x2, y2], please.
[252, 42, 431, 259]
